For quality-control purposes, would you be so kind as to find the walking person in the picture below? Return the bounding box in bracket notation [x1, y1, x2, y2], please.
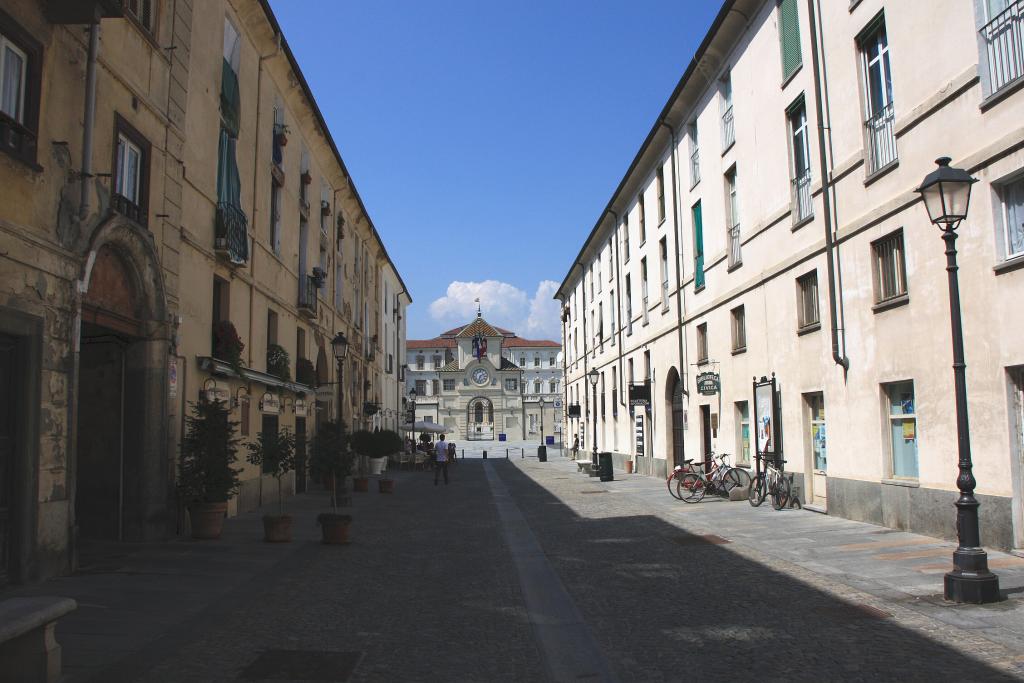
[434, 434, 450, 486]
[447, 440, 457, 467]
[571, 435, 580, 460]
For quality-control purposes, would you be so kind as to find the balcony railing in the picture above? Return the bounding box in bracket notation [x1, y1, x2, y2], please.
[214, 202, 249, 264]
[981, 1, 1024, 97]
[689, 148, 701, 187]
[298, 273, 318, 318]
[721, 106, 735, 150]
[111, 193, 145, 226]
[792, 171, 813, 223]
[864, 102, 897, 174]
[728, 223, 742, 268]
[0, 113, 37, 166]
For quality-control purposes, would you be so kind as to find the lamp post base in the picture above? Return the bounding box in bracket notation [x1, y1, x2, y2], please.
[944, 548, 1000, 603]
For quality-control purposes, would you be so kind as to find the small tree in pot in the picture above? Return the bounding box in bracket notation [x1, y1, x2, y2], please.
[349, 429, 374, 492]
[373, 429, 404, 493]
[310, 421, 353, 544]
[178, 397, 242, 539]
[246, 428, 296, 542]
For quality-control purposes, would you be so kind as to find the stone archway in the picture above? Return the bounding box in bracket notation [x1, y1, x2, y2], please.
[665, 367, 685, 467]
[74, 219, 170, 546]
[466, 397, 494, 441]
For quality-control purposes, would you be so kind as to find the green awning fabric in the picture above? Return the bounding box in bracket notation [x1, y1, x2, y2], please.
[220, 59, 240, 137]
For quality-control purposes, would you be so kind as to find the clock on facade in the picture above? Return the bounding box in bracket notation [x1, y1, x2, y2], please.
[471, 368, 490, 385]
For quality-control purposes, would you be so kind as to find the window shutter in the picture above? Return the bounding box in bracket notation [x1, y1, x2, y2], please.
[779, 0, 802, 80]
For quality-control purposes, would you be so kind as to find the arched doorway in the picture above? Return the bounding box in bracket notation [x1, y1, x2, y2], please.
[666, 368, 685, 467]
[467, 397, 494, 441]
[75, 224, 168, 547]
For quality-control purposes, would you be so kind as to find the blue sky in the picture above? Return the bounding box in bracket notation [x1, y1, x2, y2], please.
[268, 1, 721, 340]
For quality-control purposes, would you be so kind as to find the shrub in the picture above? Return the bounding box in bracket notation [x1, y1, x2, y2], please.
[178, 397, 242, 504]
[246, 428, 296, 515]
[295, 357, 315, 387]
[213, 320, 245, 376]
[266, 343, 291, 382]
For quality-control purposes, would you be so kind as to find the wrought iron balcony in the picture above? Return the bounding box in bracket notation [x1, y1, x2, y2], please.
[864, 102, 897, 174]
[111, 193, 145, 226]
[728, 223, 742, 268]
[0, 113, 37, 166]
[981, 1, 1024, 97]
[214, 202, 249, 265]
[298, 273, 318, 318]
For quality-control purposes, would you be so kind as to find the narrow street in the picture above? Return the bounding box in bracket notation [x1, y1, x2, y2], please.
[9, 452, 1024, 682]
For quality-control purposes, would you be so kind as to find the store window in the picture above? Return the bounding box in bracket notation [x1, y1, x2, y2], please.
[885, 381, 918, 479]
[735, 401, 750, 466]
[807, 392, 826, 471]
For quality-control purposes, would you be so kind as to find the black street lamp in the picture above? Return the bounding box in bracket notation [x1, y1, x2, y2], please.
[916, 157, 1000, 604]
[539, 397, 545, 448]
[331, 332, 349, 427]
[588, 368, 599, 465]
[408, 387, 417, 450]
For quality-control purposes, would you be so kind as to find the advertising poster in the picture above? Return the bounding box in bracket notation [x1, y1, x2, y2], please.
[755, 381, 774, 455]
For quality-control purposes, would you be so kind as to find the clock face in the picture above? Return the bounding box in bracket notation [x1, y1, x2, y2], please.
[471, 368, 489, 385]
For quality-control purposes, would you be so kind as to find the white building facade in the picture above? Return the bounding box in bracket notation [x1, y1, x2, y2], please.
[405, 317, 562, 442]
[557, 0, 1024, 549]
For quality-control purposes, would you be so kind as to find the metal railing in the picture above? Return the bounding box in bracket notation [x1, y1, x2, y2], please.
[721, 106, 735, 150]
[981, 1, 1024, 96]
[864, 102, 897, 174]
[0, 112, 36, 164]
[689, 148, 701, 187]
[792, 171, 813, 222]
[214, 202, 249, 264]
[728, 223, 742, 268]
[111, 193, 145, 226]
[298, 273, 318, 317]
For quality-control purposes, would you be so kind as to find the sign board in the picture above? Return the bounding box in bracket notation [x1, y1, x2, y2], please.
[753, 375, 778, 456]
[628, 382, 651, 407]
[696, 371, 720, 396]
[635, 414, 645, 457]
[204, 387, 230, 405]
[168, 359, 178, 399]
[294, 398, 308, 417]
[260, 392, 281, 415]
[553, 399, 562, 409]
[567, 404, 581, 418]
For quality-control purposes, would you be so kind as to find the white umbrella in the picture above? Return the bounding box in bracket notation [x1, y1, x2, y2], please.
[400, 421, 447, 434]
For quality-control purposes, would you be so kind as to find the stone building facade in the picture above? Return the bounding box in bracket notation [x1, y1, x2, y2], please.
[406, 317, 562, 442]
[557, 0, 1024, 548]
[0, 0, 408, 585]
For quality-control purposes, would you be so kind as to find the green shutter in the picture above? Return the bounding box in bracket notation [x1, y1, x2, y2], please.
[779, 0, 802, 80]
[693, 203, 705, 290]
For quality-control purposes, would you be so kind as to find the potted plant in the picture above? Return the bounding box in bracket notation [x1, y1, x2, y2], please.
[266, 343, 291, 382]
[212, 320, 245, 378]
[177, 397, 242, 539]
[310, 421, 353, 544]
[321, 200, 332, 217]
[274, 123, 289, 148]
[300, 169, 312, 185]
[373, 429, 403, 493]
[350, 429, 374, 492]
[246, 428, 296, 542]
[295, 357, 316, 387]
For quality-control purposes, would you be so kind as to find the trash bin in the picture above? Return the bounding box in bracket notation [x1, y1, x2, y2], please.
[598, 452, 614, 481]
[537, 445, 547, 462]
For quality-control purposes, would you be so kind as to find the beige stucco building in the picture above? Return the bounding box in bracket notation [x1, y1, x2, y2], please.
[0, 0, 409, 586]
[557, 0, 1024, 548]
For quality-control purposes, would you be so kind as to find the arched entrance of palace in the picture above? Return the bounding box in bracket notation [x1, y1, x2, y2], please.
[666, 368, 685, 467]
[467, 397, 494, 441]
[74, 225, 169, 546]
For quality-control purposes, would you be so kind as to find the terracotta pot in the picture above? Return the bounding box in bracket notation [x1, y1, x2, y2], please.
[625, 461, 634, 474]
[353, 477, 369, 492]
[275, 132, 288, 147]
[318, 513, 352, 545]
[189, 501, 228, 540]
[378, 479, 394, 494]
[262, 514, 293, 543]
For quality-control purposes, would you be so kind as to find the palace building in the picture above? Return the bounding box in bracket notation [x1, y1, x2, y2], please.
[405, 315, 562, 441]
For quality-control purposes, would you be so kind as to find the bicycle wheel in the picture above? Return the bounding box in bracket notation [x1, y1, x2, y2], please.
[748, 475, 765, 507]
[771, 476, 791, 510]
[667, 470, 685, 500]
[722, 467, 752, 493]
[677, 473, 706, 503]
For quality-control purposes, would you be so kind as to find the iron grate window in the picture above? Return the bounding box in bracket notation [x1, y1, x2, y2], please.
[731, 305, 746, 351]
[872, 231, 907, 303]
[797, 271, 820, 328]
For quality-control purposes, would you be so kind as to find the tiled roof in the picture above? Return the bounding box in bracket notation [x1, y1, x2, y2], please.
[499, 357, 520, 370]
[407, 338, 456, 349]
[455, 316, 504, 339]
[503, 338, 561, 348]
[439, 323, 515, 338]
[439, 360, 461, 372]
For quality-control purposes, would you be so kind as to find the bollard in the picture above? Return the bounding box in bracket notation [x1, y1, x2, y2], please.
[506, 448, 509, 459]
[483, 450, 487, 459]
[520, 448, 524, 459]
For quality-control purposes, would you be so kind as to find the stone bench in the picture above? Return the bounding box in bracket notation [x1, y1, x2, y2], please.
[0, 596, 77, 683]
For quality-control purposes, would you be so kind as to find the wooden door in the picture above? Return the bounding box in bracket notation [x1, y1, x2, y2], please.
[0, 335, 15, 584]
[700, 404, 712, 472]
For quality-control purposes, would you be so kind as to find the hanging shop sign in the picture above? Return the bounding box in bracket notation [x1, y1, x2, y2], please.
[567, 404, 581, 418]
[203, 386, 230, 404]
[260, 392, 281, 415]
[696, 371, 720, 396]
[628, 382, 651, 407]
[294, 397, 308, 417]
[168, 358, 178, 399]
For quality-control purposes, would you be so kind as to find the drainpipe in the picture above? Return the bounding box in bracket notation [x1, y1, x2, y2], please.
[79, 22, 100, 218]
[609, 210, 627, 412]
[806, 0, 849, 372]
[557, 294, 570, 444]
[577, 261, 589, 449]
[396, 289, 405, 432]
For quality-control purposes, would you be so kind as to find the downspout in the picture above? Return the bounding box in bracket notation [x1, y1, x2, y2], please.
[396, 289, 405, 432]
[79, 22, 100, 218]
[557, 295, 570, 446]
[806, 0, 849, 372]
[609, 210, 627, 411]
[579, 262, 589, 448]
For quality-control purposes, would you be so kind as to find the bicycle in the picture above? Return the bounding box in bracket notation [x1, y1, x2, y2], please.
[666, 459, 701, 499]
[747, 455, 791, 510]
[676, 453, 753, 503]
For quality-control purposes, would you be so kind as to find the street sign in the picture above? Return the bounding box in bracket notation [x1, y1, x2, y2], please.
[554, 399, 562, 409]
[696, 371, 720, 396]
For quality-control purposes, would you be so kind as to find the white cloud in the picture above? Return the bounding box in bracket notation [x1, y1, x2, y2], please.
[428, 279, 562, 340]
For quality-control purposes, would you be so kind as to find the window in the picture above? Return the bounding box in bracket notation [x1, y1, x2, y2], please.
[656, 167, 666, 223]
[788, 98, 812, 223]
[693, 202, 705, 289]
[736, 402, 751, 466]
[212, 276, 229, 357]
[638, 195, 646, 243]
[998, 175, 1024, 260]
[600, 373, 606, 418]
[0, 9, 41, 165]
[125, 0, 157, 34]
[608, 239, 614, 281]
[505, 378, 518, 391]
[731, 305, 746, 352]
[416, 355, 424, 370]
[725, 167, 741, 268]
[534, 380, 542, 394]
[609, 291, 616, 344]
[549, 356, 556, 367]
[806, 393, 826, 471]
[885, 381, 918, 479]
[596, 257, 602, 293]
[696, 323, 708, 364]
[112, 116, 149, 225]
[443, 379, 456, 392]
[625, 275, 633, 336]
[215, 17, 248, 263]
[611, 366, 618, 416]
[550, 380, 558, 393]
[797, 271, 820, 329]
[778, 0, 802, 81]
[433, 355, 442, 369]
[872, 230, 908, 303]
[431, 379, 439, 396]
[534, 355, 540, 368]
[296, 327, 305, 361]
[978, 0, 1024, 98]
[659, 238, 669, 310]
[688, 121, 700, 188]
[859, 16, 897, 173]
[623, 216, 630, 262]
[415, 379, 427, 396]
[589, 265, 594, 300]
[721, 73, 735, 150]
[519, 356, 526, 367]
[598, 302, 604, 343]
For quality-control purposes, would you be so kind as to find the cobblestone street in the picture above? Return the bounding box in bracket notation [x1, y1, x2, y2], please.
[9, 453, 1024, 682]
